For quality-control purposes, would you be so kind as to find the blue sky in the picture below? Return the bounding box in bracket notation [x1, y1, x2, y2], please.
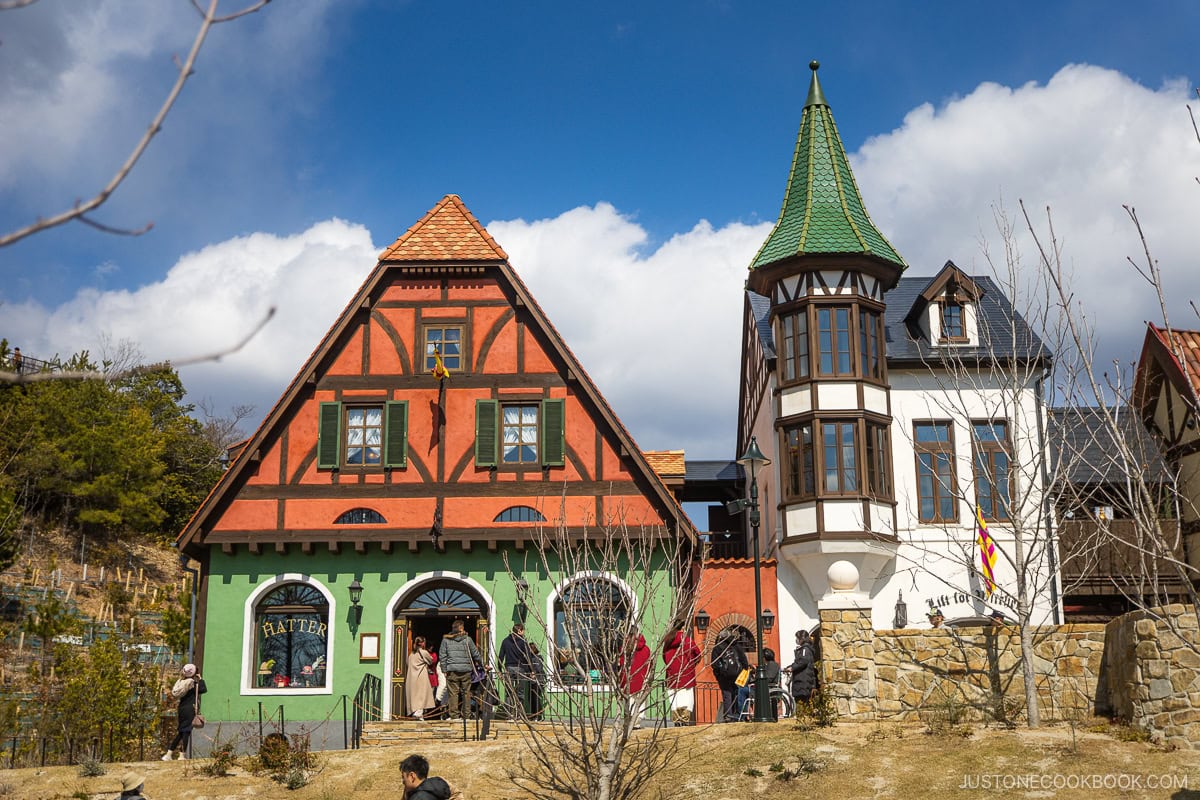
[2, 1, 1200, 459]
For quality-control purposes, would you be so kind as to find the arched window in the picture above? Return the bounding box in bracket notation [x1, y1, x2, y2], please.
[553, 577, 630, 685]
[254, 582, 329, 689]
[334, 508, 386, 525]
[494, 506, 546, 523]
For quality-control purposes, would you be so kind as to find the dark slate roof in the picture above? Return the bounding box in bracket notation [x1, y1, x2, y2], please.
[884, 274, 1052, 366]
[1051, 406, 1169, 485]
[685, 460, 742, 483]
[749, 291, 775, 359]
[746, 273, 1050, 366]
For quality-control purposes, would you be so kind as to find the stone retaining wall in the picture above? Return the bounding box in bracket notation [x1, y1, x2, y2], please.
[818, 605, 1200, 748]
[1104, 604, 1200, 749]
[819, 608, 1106, 726]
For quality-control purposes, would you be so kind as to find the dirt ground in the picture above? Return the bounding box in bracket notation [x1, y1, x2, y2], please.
[2, 720, 1198, 800]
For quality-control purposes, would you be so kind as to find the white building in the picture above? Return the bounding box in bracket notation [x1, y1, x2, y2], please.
[736, 64, 1061, 636]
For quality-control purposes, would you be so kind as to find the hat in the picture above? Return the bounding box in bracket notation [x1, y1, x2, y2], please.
[182, 663, 197, 677]
[121, 772, 144, 792]
[989, 611, 1006, 622]
[926, 607, 943, 618]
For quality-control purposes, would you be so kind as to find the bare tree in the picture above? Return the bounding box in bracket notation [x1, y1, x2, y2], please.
[0, 0, 274, 249]
[498, 499, 700, 800]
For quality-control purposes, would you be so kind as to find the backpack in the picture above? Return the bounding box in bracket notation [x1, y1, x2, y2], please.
[712, 646, 740, 681]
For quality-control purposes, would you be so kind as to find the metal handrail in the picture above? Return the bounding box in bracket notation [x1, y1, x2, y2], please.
[351, 673, 382, 749]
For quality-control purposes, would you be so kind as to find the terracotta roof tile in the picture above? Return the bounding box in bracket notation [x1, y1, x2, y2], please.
[1150, 324, 1200, 393]
[643, 450, 686, 477]
[378, 194, 508, 262]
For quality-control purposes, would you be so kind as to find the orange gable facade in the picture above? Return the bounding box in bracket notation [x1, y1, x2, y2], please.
[180, 195, 692, 555]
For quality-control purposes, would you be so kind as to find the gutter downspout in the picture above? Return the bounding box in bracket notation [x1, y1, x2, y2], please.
[1035, 367, 1062, 624]
[179, 553, 199, 664]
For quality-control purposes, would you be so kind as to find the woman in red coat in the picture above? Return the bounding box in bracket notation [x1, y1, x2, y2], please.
[619, 632, 652, 728]
[662, 626, 700, 725]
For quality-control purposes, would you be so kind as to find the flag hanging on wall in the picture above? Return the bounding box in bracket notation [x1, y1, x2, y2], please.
[976, 505, 997, 595]
[431, 345, 450, 381]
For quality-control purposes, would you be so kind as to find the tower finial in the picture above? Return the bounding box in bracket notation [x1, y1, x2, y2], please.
[804, 60, 827, 108]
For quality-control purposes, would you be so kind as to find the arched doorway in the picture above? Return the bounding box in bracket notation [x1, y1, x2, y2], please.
[390, 579, 490, 717]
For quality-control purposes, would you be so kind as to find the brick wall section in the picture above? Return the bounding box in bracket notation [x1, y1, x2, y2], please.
[819, 608, 1108, 724]
[1105, 604, 1200, 749]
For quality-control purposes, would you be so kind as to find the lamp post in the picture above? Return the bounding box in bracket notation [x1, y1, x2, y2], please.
[348, 580, 363, 638]
[737, 436, 772, 722]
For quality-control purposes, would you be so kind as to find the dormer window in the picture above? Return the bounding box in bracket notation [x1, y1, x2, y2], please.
[939, 300, 967, 343]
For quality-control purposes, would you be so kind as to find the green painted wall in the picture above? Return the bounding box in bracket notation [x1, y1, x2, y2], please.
[198, 542, 679, 723]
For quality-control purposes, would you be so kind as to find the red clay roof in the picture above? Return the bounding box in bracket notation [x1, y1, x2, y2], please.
[1150, 324, 1200, 391]
[378, 194, 508, 262]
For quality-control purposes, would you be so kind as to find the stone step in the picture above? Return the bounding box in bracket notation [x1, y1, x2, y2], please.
[360, 720, 540, 746]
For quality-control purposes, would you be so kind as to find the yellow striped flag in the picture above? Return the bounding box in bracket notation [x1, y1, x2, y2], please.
[976, 505, 997, 595]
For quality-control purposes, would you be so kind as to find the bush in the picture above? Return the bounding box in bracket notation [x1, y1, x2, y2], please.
[200, 738, 237, 777]
[77, 756, 105, 777]
[285, 768, 308, 790]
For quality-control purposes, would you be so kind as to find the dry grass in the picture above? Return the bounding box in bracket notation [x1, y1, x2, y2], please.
[3, 721, 1198, 799]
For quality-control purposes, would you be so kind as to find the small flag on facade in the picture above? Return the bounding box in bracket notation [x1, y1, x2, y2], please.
[976, 505, 997, 595]
[431, 345, 450, 381]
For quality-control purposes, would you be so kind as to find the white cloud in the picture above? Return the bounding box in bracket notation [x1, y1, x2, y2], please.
[852, 64, 1200, 371]
[6, 219, 378, 419]
[491, 205, 770, 457]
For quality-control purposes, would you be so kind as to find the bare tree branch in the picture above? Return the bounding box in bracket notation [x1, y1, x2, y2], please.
[0, 0, 272, 249]
[0, 305, 275, 384]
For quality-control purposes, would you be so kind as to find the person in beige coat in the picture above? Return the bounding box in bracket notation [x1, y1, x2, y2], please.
[406, 637, 436, 719]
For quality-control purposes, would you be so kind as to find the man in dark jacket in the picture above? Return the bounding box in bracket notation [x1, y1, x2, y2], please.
[438, 620, 482, 720]
[789, 629, 817, 706]
[498, 623, 534, 717]
[710, 628, 748, 723]
[400, 753, 462, 800]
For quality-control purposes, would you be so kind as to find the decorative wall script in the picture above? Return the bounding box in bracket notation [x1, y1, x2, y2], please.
[260, 618, 328, 638]
[924, 585, 1018, 614]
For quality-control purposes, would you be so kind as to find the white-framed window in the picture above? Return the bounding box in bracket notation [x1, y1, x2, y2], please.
[242, 575, 336, 696]
[547, 573, 636, 688]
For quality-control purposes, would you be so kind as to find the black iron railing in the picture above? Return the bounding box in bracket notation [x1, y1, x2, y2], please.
[351, 673, 381, 749]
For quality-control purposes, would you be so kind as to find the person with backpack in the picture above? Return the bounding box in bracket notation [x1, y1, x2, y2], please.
[709, 628, 748, 723]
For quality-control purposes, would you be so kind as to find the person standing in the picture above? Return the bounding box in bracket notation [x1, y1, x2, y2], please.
[438, 619, 482, 720]
[163, 663, 206, 760]
[662, 624, 700, 725]
[789, 630, 817, 707]
[498, 623, 534, 717]
[526, 640, 546, 719]
[406, 636, 436, 719]
[618, 631, 652, 728]
[710, 629, 748, 723]
[10, 348, 22, 374]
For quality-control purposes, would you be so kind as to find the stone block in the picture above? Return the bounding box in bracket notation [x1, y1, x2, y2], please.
[1171, 671, 1194, 693]
[1135, 640, 1161, 659]
[822, 641, 844, 661]
[1135, 619, 1158, 638]
[877, 666, 897, 683]
[1175, 649, 1200, 669]
[1146, 659, 1169, 679]
[1170, 709, 1200, 725]
[1149, 679, 1174, 700]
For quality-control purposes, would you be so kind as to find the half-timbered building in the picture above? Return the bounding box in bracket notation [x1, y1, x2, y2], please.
[727, 63, 1061, 640]
[177, 195, 694, 736]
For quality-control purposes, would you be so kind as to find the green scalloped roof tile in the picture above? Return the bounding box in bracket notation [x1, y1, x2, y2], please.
[750, 62, 906, 272]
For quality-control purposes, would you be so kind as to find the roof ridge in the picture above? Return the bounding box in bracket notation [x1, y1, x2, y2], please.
[377, 194, 508, 262]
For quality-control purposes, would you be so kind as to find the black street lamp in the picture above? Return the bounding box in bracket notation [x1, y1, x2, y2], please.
[736, 436, 773, 722]
[348, 580, 364, 638]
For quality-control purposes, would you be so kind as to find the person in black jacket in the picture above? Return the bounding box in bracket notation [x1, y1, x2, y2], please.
[710, 628, 748, 723]
[789, 630, 817, 706]
[401, 753, 462, 800]
[498, 623, 534, 717]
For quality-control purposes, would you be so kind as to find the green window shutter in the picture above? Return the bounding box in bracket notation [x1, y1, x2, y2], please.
[384, 401, 408, 468]
[475, 399, 498, 467]
[317, 402, 341, 470]
[541, 398, 565, 467]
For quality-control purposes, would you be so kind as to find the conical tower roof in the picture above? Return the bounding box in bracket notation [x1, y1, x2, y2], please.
[749, 62, 905, 272]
